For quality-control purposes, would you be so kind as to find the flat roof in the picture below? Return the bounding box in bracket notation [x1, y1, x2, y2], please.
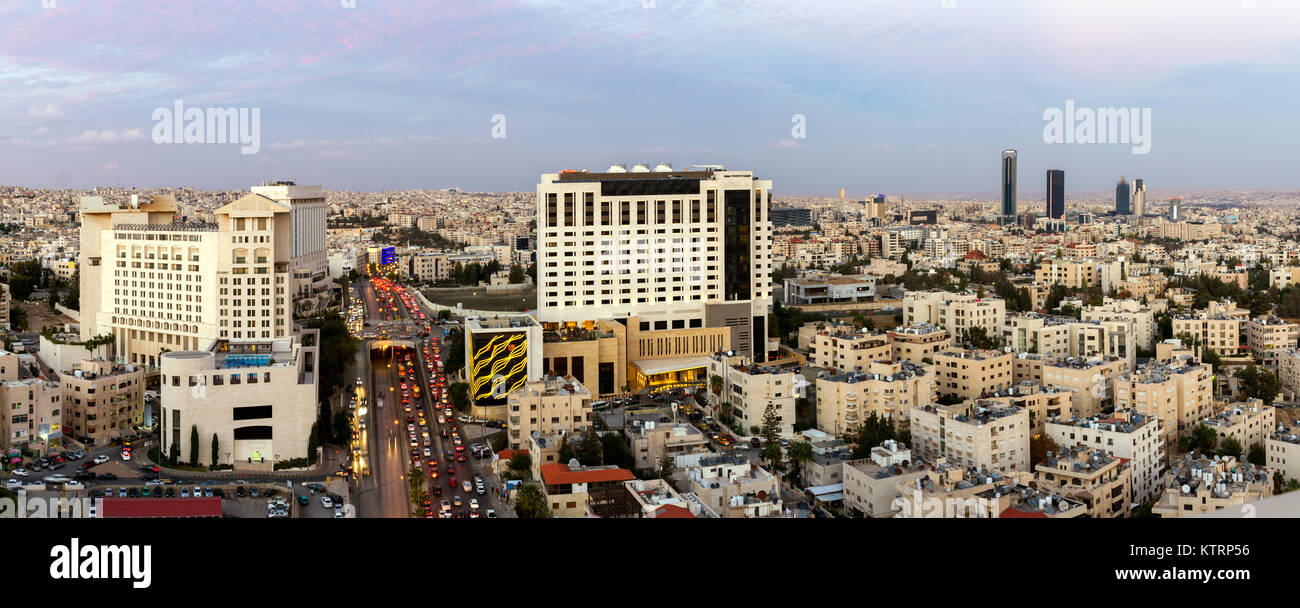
[100, 498, 222, 518]
[633, 356, 712, 376]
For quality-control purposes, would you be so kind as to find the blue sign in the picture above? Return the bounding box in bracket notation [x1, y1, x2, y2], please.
[380, 246, 397, 265]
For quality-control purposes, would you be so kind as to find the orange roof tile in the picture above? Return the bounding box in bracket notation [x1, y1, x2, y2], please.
[540, 463, 635, 485]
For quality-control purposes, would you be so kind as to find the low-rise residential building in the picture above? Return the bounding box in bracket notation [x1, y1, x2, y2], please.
[1116, 360, 1213, 446]
[893, 463, 1032, 518]
[1265, 424, 1300, 485]
[841, 439, 928, 517]
[60, 358, 145, 447]
[625, 421, 709, 470]
[540, 461, 636, 518]
[505, 376, 593, 449]
[814, 360, 932, 436]
[1245, 316, 1299, 371]
[1082, 298, 1156, 350]
[0, 350, 63, 455]
[1041, 356, 1127, 418]
[887, 323, 950, 365]
[1199, 399, 1275, 456]
[931, 348, 1014, 401]
[1046, 409, 1166, 504]
[685, 453, 783, 518]
[1034, 445, 1133, 518]
[910, 402, 1030, 474]
[808, 327, 891, 372]
[903, 290, 1006, 342]
[707, 352, 797, 438]
[1152, 456, 1271, 518]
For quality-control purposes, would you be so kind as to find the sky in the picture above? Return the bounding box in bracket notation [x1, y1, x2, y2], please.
[1, 0, 1298, 196]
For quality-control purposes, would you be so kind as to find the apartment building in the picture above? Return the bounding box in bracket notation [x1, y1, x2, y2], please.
[1116, 360, 1214, 446]
[1152, 456, 1271, 518]
[1155, 221, 1222, 241]
[808, 327, 891, 372]
[0, 351, 63, 455]
[1245, 316, 1298, 370]
[539, 461, 636, 518]
[893, 463, 1032, 518]
[1278, 348, 1300, 401]
[931, 348, 1014, 401]
[685, 453, 782, 518]
[157, 330, 318, 468]
[60, 358, 145, 447]
[968, 381, 1071, 434]
[887, 323, 950, 365]
[903, 290, 1006, 342]
[706, 352, 796, 438]
[79, 190, 306, 369]
[624, 421, 709, 470]
[1265, 424, 1300, 484]
[783, 275, 876, 305]
[1172, 303, 1248, 356]
[841, 440, 928, 517]
[910, 403, 1030, 474]
[504, 376, 593, 449]
[815, 361, 933, 436]
[1041, 356, 1127, 418]
[1034, 446, 1132, 518]
[1046, 409, 1166, 503]
[587, 478, 699, 519]
[0, 283, 9, 331]
[1034, 258, 1101, 289]
[536, 166, 773, 362]
[1000, 314, 1137, 372]
[1199, 399, 1275, 455]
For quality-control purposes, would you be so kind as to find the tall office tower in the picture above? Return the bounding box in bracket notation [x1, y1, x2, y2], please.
[869, 194, 887, 220]
[1116, 177, 1131, 215]
[1001, 150, 1018, 220]
[78, 188, 315, 368]
[249, 182, 329, 302]
[1133, 179, 1146, 217]
[536, 165, 772, 361]
[1046, 169, 1065, 219]
[1168, 198, 1182, 222]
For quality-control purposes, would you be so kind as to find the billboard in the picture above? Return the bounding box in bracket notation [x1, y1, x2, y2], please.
[468, 331, 528, 406]
[380, 246, 397, 265]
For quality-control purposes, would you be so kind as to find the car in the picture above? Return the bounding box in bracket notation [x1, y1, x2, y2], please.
[120, 451, 132, 461]
[92, 455, 110, 465]
[166, 487, 176, 497]
[213, 488, 225, 498]
[4, 479, 21, 488]
[145, 479, 164, 486]
[235, 486, 245, 498]
[456, 453, 467, 462]
[11, 469, 28, 477]
[203, 487, 214, 497]
[250, 488, 260, 498]
[453, 495, 463, 507]
[118, 487, 128, 497]
[462, 479, 473, 493]
[440, 499, 451, 512]
[192, 486, 202, 497]
[486, 509, 497, 518]
[320, 495, 333, 508]
[469, 498, 479, 510]
[432, 486, 442, 496]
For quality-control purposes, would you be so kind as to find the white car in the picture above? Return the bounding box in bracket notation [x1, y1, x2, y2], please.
[144, 479, 164, 486]
[11, 469, 29, 477]
[120, 451, 132, 461]
[320, 496, 333, 509]
[469, 498, 479, 510]
[4, 479, 21, 488]
[92, 455, 110, 465]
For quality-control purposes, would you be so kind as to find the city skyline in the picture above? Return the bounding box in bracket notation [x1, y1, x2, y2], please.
[1, 1, 1299, 194]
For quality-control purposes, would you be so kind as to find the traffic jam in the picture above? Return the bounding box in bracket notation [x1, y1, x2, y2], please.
[375, 278, 492, 518]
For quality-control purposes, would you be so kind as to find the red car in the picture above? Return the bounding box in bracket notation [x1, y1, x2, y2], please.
[455, 453, 468, 462]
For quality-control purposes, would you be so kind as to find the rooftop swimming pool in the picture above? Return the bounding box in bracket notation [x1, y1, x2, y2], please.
[222, 355, 271, 369]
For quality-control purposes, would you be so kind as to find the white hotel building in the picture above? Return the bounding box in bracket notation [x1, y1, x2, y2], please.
[535, 165, 774, 361]
[78, 184, 327, 369]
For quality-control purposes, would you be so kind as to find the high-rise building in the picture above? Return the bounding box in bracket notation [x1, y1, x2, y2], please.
[1116, 177, 1131, 215]
[1168, 197, 1182, 222]
[535, 165, 772, 361]
[1133, 178, 1146, 217]
[1046, 169, 1065, 219]
[78, 187, 316, 369]
[1001, 150, 1018, 219]
[248, 182, 329, 303]
[769, 207, 813, 227]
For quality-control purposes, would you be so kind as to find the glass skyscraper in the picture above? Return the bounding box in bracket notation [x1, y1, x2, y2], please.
[1046, 169, 1065, 219]
[1001, 149, 1017, 219]
[1116, 177, 1130, 215]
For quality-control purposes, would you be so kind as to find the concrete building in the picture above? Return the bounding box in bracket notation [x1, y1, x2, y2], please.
[539, 460, 636, 518]
[1045, 409, 1166, 504]
[463, 315, 544, 417]
[1000, 314, 1137, 372]
[807, 327, 890, 372]
[1199, 399, 1275, 456]
[1040, 356, 1127, 418]
[536, 166, 773, 362]
[887, 324, 950, 365]
[910, 402, 1030, 474]
[504, 376, 593, 450]
[157, 330, 319, 468]
[1265, 424, 1300, 485]
[1082, 299, 1156, 350]
[783, 275, 876, 305]
[1116, 360, 1214, 447]
[60, 358, 145, 447]
[931, 348, 1014, 401]
[1245, 316, 1298, 371]
[841, 439, 928, 517]
[0, 351, 64, 456]
[1034, 445, 1132, 518]
[706, 352, 797, 438]
[248, 183, 330, 302]
[815, 361, 933, 436]
[685, 452, 782, 518]
[903, 291, 1006, 343]
[624, 421, 709, 470]
[1152, 456, 1271, 518]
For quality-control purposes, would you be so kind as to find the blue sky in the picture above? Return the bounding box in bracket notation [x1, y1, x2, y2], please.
[1, 0, 1297, 196]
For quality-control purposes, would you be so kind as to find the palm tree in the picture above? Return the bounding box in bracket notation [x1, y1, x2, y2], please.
[788, 441, 814, 486]
[710, 375, 723, 397]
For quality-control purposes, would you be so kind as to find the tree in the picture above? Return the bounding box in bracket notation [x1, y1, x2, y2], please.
[558, 436, 576, 464]
[710, 375, 723, 397]
[1188, 424, 1218, 455]
[508, 452, 532, 479]
[850, 412, 898, 458]
[448, 382, 470, 411]
[189, 425, 199, 466]
[407, 465, 426, 516]
[1215, 437, 1244, 459]
[577, 431, 604, 466]
[1234, 365, 1279, 405]
[600, 432, 635, 470]
[332, 410, 350, 445]
[658, 455, 674, 481]
[1248, 442, 1266, 467]
[759, 401, 783, 467]
[965, 326, 1000, 350]
[508, 265, 526, 284]
[514, 484, 552, 518]
[307, 421, 320, 463]
[445, 329, 465, 376]
[1030, 434, 1061, 467]
[787, 441, 814, 485]
[301, 311, 359, 398]
[168, 442, 179, 466]
[211, 433, 219, 467]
